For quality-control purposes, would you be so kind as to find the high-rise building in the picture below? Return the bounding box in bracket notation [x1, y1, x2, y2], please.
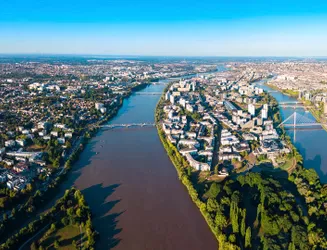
[262, 109, 268, 119]
[248, 104, 255, 116]
[263, 104, 268, 111]
[169, 95, 175, 104]
[191, 82, 196, 91]
[305, 92, 311, 101]
[165, 91, 170, 101]
[262, 103, 268, 119]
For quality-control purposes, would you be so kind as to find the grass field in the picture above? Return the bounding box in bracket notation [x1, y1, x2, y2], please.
[279, 158, 293, 171]
[39, 224, 85, 250]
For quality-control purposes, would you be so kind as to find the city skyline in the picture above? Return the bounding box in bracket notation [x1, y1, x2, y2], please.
[1, 0, 327, 56]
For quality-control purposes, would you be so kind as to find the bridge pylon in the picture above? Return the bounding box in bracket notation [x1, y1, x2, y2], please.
[278, 111, 324, 128]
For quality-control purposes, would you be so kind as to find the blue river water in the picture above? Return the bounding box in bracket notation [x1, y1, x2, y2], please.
[255, 80, 327, 182]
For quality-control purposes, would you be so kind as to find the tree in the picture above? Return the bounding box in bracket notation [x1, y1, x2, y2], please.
[72, 240, 78, 249]
[288, 242, 296, 250]
[206, 182, 221, 198]
[88, 235, 96, 248]
[0, 197, 7, 208]
[302, 168, 319, 185]
[229, 234, 236, 243]
[67, 207, 74, 217]
[245, 226, 251, 248]
[230, 202, 239, 233]
[206, 198, 218, 213]
[50, 223, 56, 232]
[240, 209, 246, 237]
[26, 183, 33, 192]
[76, 208, 82, 218]
[65, 141, 72, 149]
[291, 225, 308, 248]
[61, 217, 69, 226]
[54, 240, 60, 249]
[292, 148, 303, 165]
[215, 210, 228, 230]
[214, 165, 218, 175]
[53, 156, 61, 168]
[218, 234, 227, 249]
[11, 208, 16, 217]
[28, 222, 35, 232]
[187, 166, 192, 176]
[31, 242, 38, 250]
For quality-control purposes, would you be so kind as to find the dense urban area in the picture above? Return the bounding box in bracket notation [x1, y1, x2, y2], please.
[0, 56, 327, 249]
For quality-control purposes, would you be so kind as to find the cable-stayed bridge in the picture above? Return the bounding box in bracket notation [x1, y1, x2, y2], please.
[278, 111, 327, 141]
[278, 111, 326, 129]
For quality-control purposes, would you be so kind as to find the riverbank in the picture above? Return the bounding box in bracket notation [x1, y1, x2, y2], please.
[155, 84, 235, 249]
[307, 105, 327, 131]
[265, 83, 299, 97]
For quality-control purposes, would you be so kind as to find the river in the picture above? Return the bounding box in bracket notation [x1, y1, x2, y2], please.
[23, 66, 326, 249]
[255, 80, 327, 182]
[69, 79, 218, 249]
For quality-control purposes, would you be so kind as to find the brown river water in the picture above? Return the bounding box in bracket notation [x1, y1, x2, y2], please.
[67, 82, 217, 249]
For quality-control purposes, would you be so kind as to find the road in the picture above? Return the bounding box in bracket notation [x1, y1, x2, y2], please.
[18, 222, 50, 250]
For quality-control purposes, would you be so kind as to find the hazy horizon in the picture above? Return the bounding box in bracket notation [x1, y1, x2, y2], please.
[1, 53, 327, 58]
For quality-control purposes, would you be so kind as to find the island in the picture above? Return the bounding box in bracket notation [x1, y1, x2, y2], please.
[156, 67, 327, 249]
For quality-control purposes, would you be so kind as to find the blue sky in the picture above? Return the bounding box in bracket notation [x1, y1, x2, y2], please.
[1, 0, 327, 56]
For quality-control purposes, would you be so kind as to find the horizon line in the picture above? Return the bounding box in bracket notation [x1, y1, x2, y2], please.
[1, 53, 327, 59]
